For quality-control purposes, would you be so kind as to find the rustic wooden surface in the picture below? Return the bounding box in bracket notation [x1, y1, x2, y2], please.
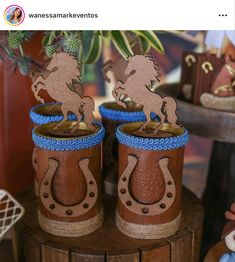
[159, 83, 235, 144]
[0, 239, 14, 262]
[13, 187, 203, 262]
[204, 241, 229, 262]
[158, 83, 235, 258]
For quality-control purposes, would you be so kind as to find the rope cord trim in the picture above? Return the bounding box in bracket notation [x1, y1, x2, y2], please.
[32, 124, 105, 151]
[30, 102, 76, 125]
[116, 125, 189, 151]
[38, 208, 103, 237]
[116, 212, 181, 239]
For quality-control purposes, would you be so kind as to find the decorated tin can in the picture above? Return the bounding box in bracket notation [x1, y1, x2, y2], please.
[30, 102, 76, 195]
[115, 122, 189, 239]
[99, 102, 146, 195]
[32, 121, 104, 237]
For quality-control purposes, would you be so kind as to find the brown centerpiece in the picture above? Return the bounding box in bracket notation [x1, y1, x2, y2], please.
[99, 101, 145, 195]
[116, 122, 188, 239]
[112, 54, 189, 239]
[32, 121, 104, 237]
[30, 102, 76, 195]
[30, 51, 105, 236]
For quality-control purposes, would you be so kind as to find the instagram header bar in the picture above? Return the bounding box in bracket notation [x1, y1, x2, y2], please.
[1, 0, 235, 29]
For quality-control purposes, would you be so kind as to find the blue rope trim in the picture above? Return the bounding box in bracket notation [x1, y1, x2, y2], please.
[99, 104, 146, 122]
[32, 124, 105, 151]
[30, 103, 76, 125]
[116, 125, 189, 151]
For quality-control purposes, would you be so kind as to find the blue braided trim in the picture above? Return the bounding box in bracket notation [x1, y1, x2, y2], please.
[99, 104, 146, 122]
[116, 125, 189, 151]
[30, 103, 76, 125]
[32, 124, 105, 151]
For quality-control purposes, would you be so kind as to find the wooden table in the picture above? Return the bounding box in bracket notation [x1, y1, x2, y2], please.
[159, 83, 235, 257]
[0, 239, 14, 262]
[13, 187, 203, 262]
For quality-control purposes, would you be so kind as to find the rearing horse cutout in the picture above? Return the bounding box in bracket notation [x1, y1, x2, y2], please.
[31, 52, 95, 132]
[112, 55, 180, 133]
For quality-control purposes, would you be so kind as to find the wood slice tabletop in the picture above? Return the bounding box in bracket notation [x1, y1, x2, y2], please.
[13, 187, 203, 262]
[158, 83, 235, 144]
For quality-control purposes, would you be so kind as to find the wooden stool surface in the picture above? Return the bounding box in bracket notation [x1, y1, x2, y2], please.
[13, 187, 203, 262]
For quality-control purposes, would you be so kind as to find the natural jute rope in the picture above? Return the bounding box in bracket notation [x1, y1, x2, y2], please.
[38, 208, 103, 237]
[116, 212, 181, 239]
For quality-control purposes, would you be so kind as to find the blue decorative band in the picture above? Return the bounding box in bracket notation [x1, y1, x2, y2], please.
[99, 104, 146, 122]
[116, 125, 189, 151]
[30, 103, 76, 125]
[32, 124, 105, 151]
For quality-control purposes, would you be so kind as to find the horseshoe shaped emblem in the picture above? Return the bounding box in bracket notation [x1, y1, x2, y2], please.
[118, 155, 176, 216]
[185, 54, 196, 67]
[40, 158, 98, 218]
[201, 61, 213, 74]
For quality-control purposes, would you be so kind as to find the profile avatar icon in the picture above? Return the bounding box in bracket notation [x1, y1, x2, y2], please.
[4, 5, 25, 26]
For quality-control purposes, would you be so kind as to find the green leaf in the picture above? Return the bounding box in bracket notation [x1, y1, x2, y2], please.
[134, 30, 164, 54]
[111, 31, 134, 59]
[48, 31, 56, 45]
[42, 33, 51, 46]
[139, 36, 151, 54]
[85, 31, 102, 64]
[99, 31, 111, 38]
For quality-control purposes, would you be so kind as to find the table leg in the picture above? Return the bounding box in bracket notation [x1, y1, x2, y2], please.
[202, 141, 235, 257]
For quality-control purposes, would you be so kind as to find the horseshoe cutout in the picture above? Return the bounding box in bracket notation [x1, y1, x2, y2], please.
[185, 54, 196, 67]
[40, 158, 98, 218]
[118, 155, 176, 216]
[201, 61, 213, 74]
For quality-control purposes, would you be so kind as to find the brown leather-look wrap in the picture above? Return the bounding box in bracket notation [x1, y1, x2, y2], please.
[31, 103, 68, 190]
[33, 120, 104, 228]
[37, 143, 102, 223]
[118, 143, 185, 225]
[100, 102, 143, 195]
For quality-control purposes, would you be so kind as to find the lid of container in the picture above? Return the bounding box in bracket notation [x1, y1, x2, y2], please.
[116, 122, 189, 151]
[32, 121, 105, 151]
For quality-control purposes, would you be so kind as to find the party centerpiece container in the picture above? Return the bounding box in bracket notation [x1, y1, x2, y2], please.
[99, 102, 146, 195]
[30, 102, 76, 195]
[32, 121, 104, 237]
[115, 122, 189, 239]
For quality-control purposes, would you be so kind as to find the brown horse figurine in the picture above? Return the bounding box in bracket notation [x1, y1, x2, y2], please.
[112, 55, 180, 133]
[102, 57, 129, 85]
[31, 52, 95, 131]
[211, 55, 235, 97]
[79, 96, 95, 130]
